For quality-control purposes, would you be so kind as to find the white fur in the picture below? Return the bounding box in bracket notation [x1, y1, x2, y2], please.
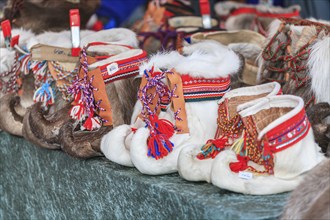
[80, 28, 138, 48]
[101, 124, 135, 167]
[177, 82, 281, 182]
[211, 150, 305, 195]
[138, 51, 183, 76]
[178, 41, 240, 78]
[27, 28, 137, 51]
[0, 28, 35, 48]
[308, 36, 330, 103]
[27, 31, 72, 50]
[210, 95, 325, 195]
[0, 48, 16, 72]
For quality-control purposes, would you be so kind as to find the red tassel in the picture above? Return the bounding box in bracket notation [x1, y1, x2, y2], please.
[196, 136, 228, 160]
[131, 127, 137, 133]
[229, 155, 249, 173]
[149, 115, 174, 138]
[147, 133, 174, 160]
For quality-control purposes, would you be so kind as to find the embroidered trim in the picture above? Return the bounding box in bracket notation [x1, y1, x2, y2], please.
[181, 75, 231, 102]
[265, 108, 310, 153]
[100, 50, 148, 84]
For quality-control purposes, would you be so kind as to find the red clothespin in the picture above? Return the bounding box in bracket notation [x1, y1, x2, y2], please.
[199, 0, 211, 29]
[70, 9, 81, 57]
[1, 20, 20, 49]
[1, 20, 12, 48]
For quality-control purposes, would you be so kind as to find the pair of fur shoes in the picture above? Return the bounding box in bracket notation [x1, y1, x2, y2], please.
[180, 82, 324, 195]
[0, 27, 148, 159]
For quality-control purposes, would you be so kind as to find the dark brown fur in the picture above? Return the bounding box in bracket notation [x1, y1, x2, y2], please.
[306, 103, 330, 154]
[0, 94, 24, 136]
[3, 0, 100, 33]
[59, 77, 141, 158]
[23, 102, 72, 149]
[281, 159, 330, 219]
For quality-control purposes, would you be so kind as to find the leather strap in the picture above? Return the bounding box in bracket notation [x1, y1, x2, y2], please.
[167, 69, 189, 134]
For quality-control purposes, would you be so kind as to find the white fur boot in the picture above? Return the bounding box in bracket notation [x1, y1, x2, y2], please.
[211, 95, 325, 195]
[128, 41, 241, 175]
[178, 82, 281, 182]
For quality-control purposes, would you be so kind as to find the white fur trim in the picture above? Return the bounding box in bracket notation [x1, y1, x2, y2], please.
[138, 51, 182, 76]
[0, 48, 16, 72]
[222, 82, 280, 103]
[308, 36, 330, 103]
[100, 124, 134, 167]
[27, 31, 72, 50]
[80, 28, 138, 48]
[211, 150, 305, 195]
[178, 41, 240, 78]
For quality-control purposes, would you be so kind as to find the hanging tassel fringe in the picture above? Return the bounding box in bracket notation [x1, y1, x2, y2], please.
[150, 114, 175, 138]
[230, 136, 245, 155]
[82, 114, 102, 131]
[33, 82, 55, 106]
[196, 136, 228, 160]
[70, 102, 87, 121]
[147, 133, 174, 160]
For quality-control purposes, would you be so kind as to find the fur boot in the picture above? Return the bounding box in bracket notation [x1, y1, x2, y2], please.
[211, 95, 325, 195]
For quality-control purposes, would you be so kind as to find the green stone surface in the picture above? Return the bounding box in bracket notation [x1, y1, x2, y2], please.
[0, 132, 289, 219]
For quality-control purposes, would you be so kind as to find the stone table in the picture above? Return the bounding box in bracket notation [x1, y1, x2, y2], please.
[0, 132, 289, 219]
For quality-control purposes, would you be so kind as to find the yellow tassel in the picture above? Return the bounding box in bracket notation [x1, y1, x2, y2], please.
[230, 134, 244, 155]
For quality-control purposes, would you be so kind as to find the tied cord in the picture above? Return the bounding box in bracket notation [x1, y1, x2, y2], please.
[67, 47, 104, 130]
[140, 67, 177, 159]
[196, 136, 228, 160]
[139, 25, 184, 51]
[0, 53, 21, 94]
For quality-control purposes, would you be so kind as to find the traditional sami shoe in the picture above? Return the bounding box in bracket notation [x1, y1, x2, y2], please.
[211, 95, 325, 195]
[22, 29, 139, 150]
[191, 30, 265, 86]
[101, 50, 182, 166]
[259, 18, 330, 150]
[177, 82, 281, 182]
[126, 41, 242, 175]
[59, 42, 147, 158]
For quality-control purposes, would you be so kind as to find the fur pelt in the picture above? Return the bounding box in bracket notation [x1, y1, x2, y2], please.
[281, 158, 330, 219]
[0, 73, 34, 136]
[3, 0, 100, 34]
[0, 94, 24, 136]
[308, 35, 330, 104]
[59, 77, 141, 158]
[306, 103, 330, 154]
